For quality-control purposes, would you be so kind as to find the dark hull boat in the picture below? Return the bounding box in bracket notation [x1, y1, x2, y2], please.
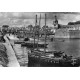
[40, 57, 73, 67]
[28, 50, 62, 67]
[28, 49, 80, 67]
[14, 37, 30, 44]
[21, 42, 48, 48]
[14, 40, 25, 44]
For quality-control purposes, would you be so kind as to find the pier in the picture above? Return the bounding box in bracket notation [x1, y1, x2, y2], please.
[4, 34, 28, 67]
[4, 35, 20, 67]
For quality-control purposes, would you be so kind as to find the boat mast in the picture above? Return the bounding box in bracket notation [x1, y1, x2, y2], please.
[35, 15, 37, 26]
[44, 13, 47, 53]
[39, 14, 41, 27]
[37, 14, 41, 50]
[33, 15, 37, 49]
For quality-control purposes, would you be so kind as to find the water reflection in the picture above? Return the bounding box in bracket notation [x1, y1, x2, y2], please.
[48, 39, 80, 57]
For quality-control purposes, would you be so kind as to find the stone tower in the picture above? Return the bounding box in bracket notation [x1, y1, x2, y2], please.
[53, 15, 58, 29]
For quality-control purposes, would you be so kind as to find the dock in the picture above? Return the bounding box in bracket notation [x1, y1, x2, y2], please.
[4, 35, 20, 67]
[5, 34, 28, 67]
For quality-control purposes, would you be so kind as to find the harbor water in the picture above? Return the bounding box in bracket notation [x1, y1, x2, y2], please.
[48, 39, 80, 58]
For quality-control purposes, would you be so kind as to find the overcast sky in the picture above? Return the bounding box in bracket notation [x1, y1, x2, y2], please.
[0, 12, 80, 27]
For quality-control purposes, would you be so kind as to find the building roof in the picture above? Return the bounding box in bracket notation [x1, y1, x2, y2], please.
[59, 24, 80, 28]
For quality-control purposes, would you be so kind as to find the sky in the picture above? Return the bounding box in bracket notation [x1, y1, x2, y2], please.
[0, 12, 80, 27]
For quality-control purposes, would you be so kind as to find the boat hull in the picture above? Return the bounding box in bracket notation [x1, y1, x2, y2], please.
[21, 42, 48, 48]
[28, 51, 80, 67]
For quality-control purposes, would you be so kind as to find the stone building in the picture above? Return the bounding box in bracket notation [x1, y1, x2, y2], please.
[2, 25, 9, 35]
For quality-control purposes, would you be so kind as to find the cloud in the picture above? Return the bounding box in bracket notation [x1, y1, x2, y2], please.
[0, 12, 80, 26]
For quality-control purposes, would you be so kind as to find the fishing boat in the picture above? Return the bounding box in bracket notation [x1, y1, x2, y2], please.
[14, 40, 25, 44]
[14, 37, 30, 44]
[28, 48, 80, 67]
[28, 48, 64, 65]
[21, 41, 48, 48]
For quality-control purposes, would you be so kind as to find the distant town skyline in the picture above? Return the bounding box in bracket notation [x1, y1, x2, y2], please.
[0, 12, 80, 27]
